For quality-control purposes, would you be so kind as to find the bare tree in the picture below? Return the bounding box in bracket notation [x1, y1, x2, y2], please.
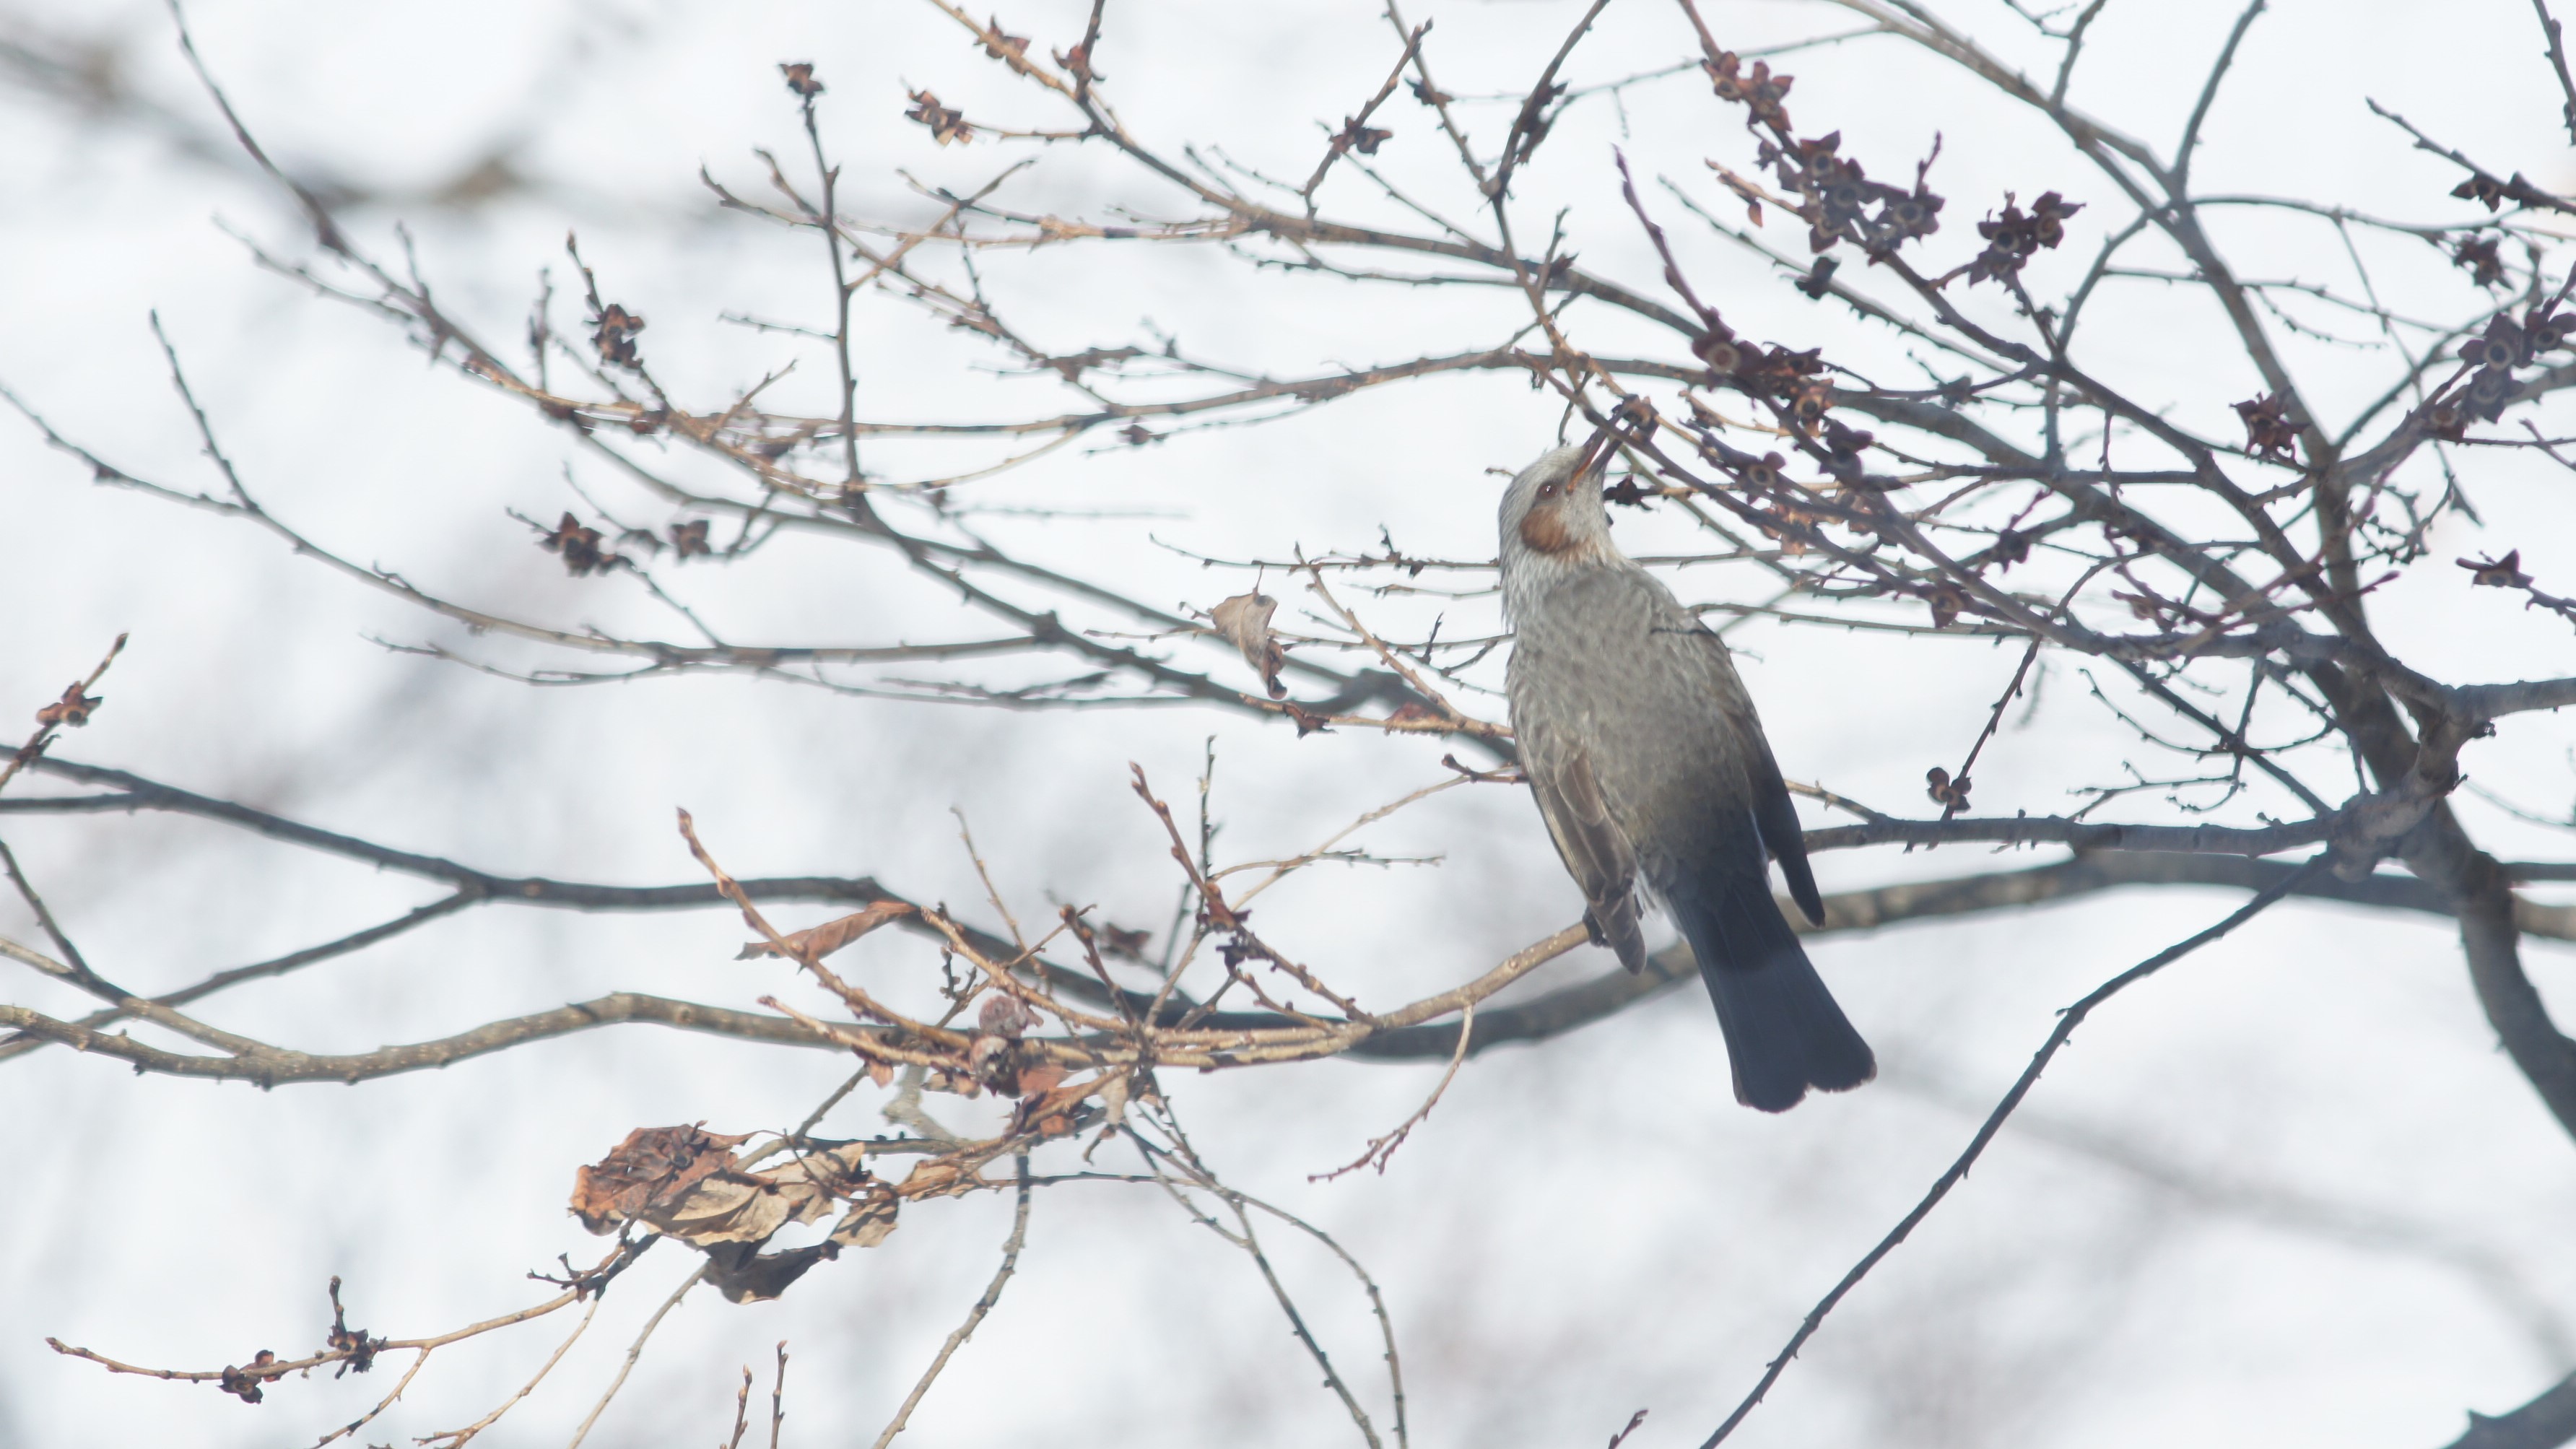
[6, 1, 2576, 1444]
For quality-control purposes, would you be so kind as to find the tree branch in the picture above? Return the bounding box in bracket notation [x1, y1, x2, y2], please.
[2442, 1369, 2576, 1449]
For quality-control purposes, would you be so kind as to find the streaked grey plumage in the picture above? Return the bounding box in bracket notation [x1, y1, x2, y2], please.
[1500, 440, 1873, 1111]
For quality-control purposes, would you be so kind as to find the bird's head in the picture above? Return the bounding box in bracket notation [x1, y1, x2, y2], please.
[1498, 431, 1618, 565]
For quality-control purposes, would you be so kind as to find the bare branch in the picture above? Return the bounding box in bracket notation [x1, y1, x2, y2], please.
[1699, 857, 2326, 1445]
[867, 1156, 1032, 1449]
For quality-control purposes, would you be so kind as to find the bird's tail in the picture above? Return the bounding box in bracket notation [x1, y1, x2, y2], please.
[1668, 848, 1874, 1113]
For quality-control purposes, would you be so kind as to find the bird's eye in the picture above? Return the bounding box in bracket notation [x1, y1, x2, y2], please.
[1539, 481, 1559, 497]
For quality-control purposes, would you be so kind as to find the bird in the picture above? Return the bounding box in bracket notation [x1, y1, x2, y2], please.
[1499, 433, 1874, 1111]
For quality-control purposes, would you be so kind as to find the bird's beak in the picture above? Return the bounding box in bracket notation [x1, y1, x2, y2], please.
[1573, 425, 1619, 480]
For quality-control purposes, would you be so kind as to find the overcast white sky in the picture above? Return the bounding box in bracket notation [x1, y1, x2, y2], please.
[5, 2, 2576, 1446]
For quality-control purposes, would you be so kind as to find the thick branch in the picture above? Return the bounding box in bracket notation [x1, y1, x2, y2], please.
[2443, 1370, 2576, 1449]
[0, 993, 835, 1084]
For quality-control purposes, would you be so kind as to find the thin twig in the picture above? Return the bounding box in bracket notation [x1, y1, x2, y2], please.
[770, 1341, 789, 1449]
[1312, 1000, 1474, 1181]
[1697, 855, 2329, 1445]
[419, 1291, 606, 1448]
[868, 1155, 1033, 1449]
[0, 633, 126, 797]
[565, 1263, 703, 1449]
[2536, 0, 2576, 144]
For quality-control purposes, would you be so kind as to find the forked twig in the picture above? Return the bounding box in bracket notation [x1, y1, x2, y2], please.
[1313, 1000, 1475, 1180]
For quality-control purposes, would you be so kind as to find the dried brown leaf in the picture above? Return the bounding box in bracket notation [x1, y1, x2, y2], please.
[590, 303, 645, 367]
[829, 1188, 900, 1248]
[627, 1144, 866, 1248]
[1013, 1074, 1095, 1137]
[2460, 549, 2533, 588]
[905, 89, 974, 145]
[570, 1125, 747, 1235]
[736, 900, 915, 962]
[900, 1159, 965, 1196]
[704, 1242, 830, 1304]
[33, 682, 101, 728]
[1211, 591, 1288, 698]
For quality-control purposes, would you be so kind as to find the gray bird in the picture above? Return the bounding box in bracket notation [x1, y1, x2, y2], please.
[1500, 437, 1874, 1111]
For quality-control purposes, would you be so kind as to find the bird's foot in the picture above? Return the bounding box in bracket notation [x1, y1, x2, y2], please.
[1581, 907, 1610, 949]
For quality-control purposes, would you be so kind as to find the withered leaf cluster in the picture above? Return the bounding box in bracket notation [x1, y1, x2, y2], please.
[778, 61, 823, 99]
[1331, 116, 1393, 157]
[2453, 173, 2510, 211]
[539, 512, 625, 576]
[217, 1350, 277, 1404]
[33, 682, 101, 728]
[588, 302, 645, 367]
[2460, 549, 2534, 589]
[2446, 300, 2573, 430]
[2453, 234, 2505, 289]
[1700, 46, 1947, 264]
[1055, 36, 1103, 89]
[323, 1276, 380, 1378]
[2235, 393, 2300, 463]
[906, 89, 974, 145]
[1705, 51, 1791, 131]
[570, 1125, 895, 1302]
[1988, 527, 2032, 570]
[979, 22, 1031, 66]
[1770, 133, 1946, 257]
[1964, 191, 2081, 287]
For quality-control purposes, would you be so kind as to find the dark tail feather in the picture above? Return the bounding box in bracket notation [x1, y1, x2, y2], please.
[1670, 857, 1874, 1113]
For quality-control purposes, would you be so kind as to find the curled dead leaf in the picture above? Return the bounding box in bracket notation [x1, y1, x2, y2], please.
[647, 1166, 830, 1245]
[899, 1159, 965, 1197]
[1210, 591, 1288, 698]
[570, 1125, 747, 1235]
[33, 682, 101, 728]
[702, 1241, 830, 1304]
[1011, 1073, 1098, 1137]
[905, 89, 974, 144]
[573, 1128, 869, 1248]
[737, 900, 914, 962]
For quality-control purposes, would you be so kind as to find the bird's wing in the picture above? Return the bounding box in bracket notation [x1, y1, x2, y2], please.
[1525, 734, 1649, 971]
[1666, 608, 1825, 927]
[1748, 742, 1824, 926]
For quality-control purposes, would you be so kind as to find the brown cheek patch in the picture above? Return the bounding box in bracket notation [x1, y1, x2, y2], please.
[1518, 501, 1576, 554]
